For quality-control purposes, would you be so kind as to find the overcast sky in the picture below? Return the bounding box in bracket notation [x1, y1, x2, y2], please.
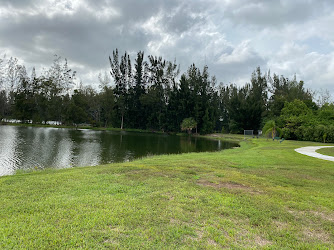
[0, 0, 333, 95]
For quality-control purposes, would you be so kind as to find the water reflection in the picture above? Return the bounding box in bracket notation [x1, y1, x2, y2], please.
[74, 130, 102, 167]
[54, 136, 74, 168]
[0, 126, 238, 176]
[0, 126, 20, 175]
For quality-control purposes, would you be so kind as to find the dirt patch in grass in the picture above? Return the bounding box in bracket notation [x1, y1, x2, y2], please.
[310, 211, 334, 223]
[183, 228, 204, 243]
[207, 238, 218, 246]
[196, 229, 204, 240]
[254, 235, 272, 247]
[103, 238, 119, 245]
[228, 226, 272, 248]
[288, 209, 334, 223]
[287, 209, 333, 243]
[197, 179, 246, 189]
[197, 179, 262, 194]
[303, 228, 331, 243]
[273, 220, 289, 230]
[164, 192, 175, 201]
[169, 218, 181, 224]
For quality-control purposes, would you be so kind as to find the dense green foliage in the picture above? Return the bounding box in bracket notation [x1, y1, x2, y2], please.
[279, 100, 334, 142]
[262, 120, 282, 139]
[1, 137, 333, 248]
[0, 51, 333, 139]
[180, 117, 197, 134]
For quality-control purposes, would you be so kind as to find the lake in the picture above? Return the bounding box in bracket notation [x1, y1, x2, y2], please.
[0, 125, 238, 176]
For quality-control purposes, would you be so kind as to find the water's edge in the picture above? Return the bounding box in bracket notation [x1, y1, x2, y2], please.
[0, 125, 239, 176]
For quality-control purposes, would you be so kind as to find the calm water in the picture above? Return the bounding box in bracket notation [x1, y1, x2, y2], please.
[0, 125, 237, 176]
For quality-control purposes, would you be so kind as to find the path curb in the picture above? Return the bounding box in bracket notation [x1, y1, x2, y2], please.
[295, 146, 334, 162]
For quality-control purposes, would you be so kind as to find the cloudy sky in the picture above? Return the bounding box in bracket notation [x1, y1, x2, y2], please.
[0, 0, 333, 95]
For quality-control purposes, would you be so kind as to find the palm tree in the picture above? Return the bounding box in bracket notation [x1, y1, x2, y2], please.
[181, 117, 197, 134]
[262, 120, 282, 139]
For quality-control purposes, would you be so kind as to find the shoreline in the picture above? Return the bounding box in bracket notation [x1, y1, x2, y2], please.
[0, 124, 241, 177]
[0, 122, 245, 141]
[0, 121, 168, 134]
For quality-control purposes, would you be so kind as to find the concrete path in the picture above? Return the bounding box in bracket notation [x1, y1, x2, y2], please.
[295, 146, 334, 162]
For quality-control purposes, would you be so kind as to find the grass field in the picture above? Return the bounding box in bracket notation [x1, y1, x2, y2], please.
[0, 136, 333, 249]
[316, 147, 334, 157]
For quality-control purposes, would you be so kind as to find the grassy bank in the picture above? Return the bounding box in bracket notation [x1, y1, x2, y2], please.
[0, 137, 333, 248]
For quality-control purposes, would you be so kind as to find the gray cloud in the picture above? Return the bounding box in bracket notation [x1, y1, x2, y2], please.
[0, 0, 333, 95]
[222, 0, 334, 28]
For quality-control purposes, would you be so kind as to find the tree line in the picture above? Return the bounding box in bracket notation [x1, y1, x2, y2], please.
[0, 50, 333, 142]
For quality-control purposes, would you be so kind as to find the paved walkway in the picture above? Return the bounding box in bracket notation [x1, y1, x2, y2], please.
[295, 146, 334, 162]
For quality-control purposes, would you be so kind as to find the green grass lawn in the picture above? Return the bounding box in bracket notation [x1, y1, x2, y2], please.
[316, 147, 334, 157]
[1, 136, 333, 249]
